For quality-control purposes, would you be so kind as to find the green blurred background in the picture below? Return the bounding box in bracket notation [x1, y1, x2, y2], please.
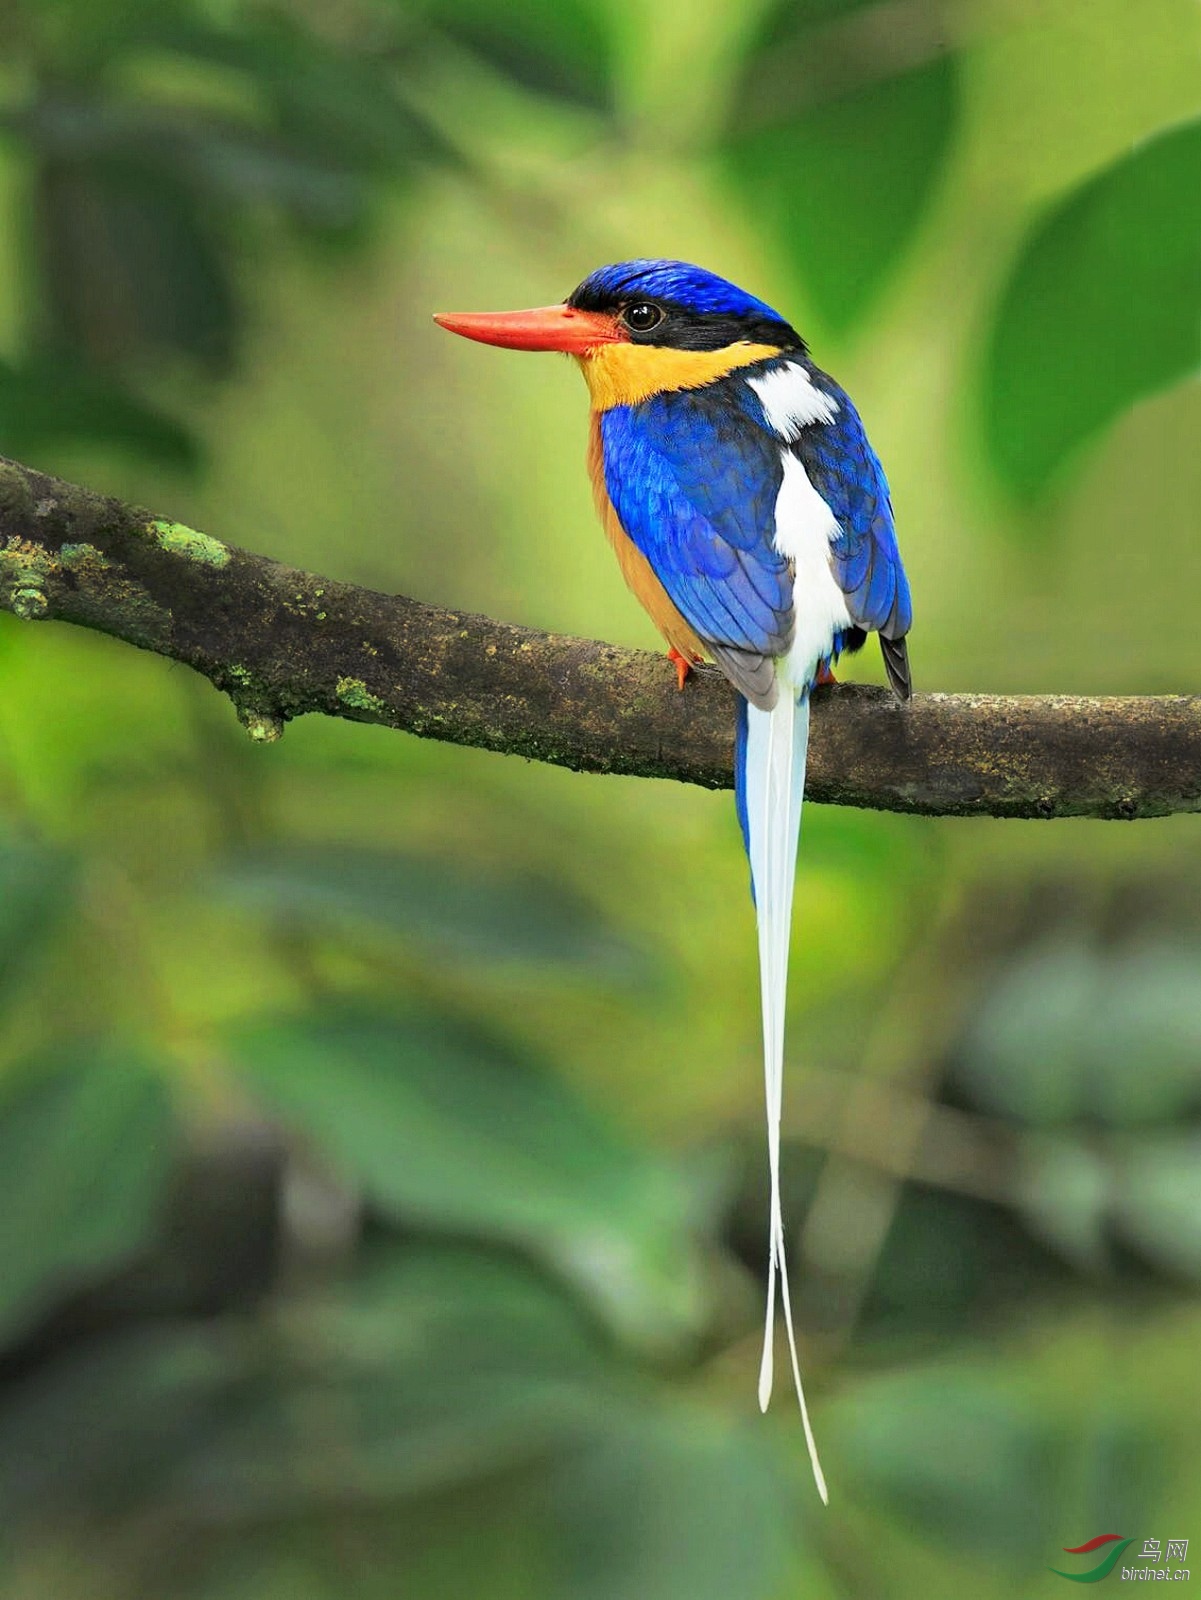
[1, 1, 1200, 1595]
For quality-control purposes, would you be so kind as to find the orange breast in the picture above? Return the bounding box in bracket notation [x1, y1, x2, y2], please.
[586, 415, 706, 662]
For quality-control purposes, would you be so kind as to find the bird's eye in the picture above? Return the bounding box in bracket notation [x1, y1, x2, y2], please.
[623, 302, 664, 333]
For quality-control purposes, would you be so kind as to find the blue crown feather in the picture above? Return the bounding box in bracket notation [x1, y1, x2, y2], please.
[571, 259, 787, 324]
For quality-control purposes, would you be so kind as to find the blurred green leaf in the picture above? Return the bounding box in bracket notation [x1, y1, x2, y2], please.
[732, 0, 922, 87]
[225, 1008, 708, 1351]
[983, 117, 1201, 497]
[171, 1242, 617, 1519]
[1087, 942, 1201, 1125]
[834, 1367, 1066, 1561]
[0, 839, 75, 1010]
[419, 0, 615, 110]
[0, 1238, 804, 1600]
[547, 1407, 813, 1600]
[724, 16, 957, 332]
[139, 13, 447, 178]
[177, 1544, 345, 1600]
[2, 3, 457, 429]
[0, 1242, 608, 1525]
[953, 936, 1098, 1126]
[1114, 1134, 1201, 1281]
[1073, 1415, 1163, 1542]
[863, 1185, 1027, 1338]
[0, 1323, 239, 1522]
[0, 1043, 177, 1344]
[22, 91, 372, 254]
[8, 0, 195, 77]
[219, 844, 641, 976]
[1015, 1135, 1109, 1275]
[31, 127, 238, 370]
[760, 0, 875, 22]
[954, 935, 1201, 1128]
[0, 354, 198, 466]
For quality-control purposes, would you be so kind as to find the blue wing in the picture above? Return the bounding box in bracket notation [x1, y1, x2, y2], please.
[598, 392, 790, 649]
[599, 366, 912, 703]
[793, 377, 912, 641]
[599, 388, 793, 705]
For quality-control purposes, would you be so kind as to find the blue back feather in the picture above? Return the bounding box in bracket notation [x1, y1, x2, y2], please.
[793, 380, 912, 638]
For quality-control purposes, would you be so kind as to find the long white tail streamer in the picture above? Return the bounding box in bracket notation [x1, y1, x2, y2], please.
[743, 691, 828, 1504]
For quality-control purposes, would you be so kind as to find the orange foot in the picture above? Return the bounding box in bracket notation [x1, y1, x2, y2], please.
[814, 660, 838, 687]
[667, 646, 702, 692]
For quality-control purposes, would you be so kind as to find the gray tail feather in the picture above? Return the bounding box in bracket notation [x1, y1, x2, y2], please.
[880, 633, 911, 700]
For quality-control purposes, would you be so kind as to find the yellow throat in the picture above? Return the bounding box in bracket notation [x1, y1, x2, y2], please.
[576, 339, 783, 410]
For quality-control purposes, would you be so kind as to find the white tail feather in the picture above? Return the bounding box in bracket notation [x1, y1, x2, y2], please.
[744, 692, 827, 1504]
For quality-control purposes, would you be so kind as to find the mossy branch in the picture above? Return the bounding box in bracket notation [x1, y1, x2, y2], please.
[1, 452, 1199, 820]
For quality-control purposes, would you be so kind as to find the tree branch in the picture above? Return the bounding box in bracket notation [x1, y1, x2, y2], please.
[1, 453, 1198, 820]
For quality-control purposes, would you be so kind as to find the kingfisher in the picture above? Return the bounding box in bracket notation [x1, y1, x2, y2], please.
[435, 259, 912, 1502]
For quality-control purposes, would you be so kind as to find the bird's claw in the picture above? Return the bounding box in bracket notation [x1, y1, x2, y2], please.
[667, 646, 701, 692]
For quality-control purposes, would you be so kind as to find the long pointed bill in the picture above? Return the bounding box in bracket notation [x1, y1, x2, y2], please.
[433, 303, 622, 354]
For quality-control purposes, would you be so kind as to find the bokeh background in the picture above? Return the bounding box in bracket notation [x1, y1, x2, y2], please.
[1, 0, 1200, 1595]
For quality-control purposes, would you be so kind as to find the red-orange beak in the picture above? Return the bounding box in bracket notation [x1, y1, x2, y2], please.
[433, 303, 622, 354]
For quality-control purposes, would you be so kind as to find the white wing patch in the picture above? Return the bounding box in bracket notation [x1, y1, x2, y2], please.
[772, 451, 851, 689]
[747, 364, 839, 441]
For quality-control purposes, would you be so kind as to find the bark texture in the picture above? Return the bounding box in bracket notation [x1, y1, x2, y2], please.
[2, 453, 1199, 820]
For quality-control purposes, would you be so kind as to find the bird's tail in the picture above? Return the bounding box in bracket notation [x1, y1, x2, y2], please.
[735, 687, 828, 1505]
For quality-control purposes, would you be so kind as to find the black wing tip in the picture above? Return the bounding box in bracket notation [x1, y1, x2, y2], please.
[880, 634, 912, 701]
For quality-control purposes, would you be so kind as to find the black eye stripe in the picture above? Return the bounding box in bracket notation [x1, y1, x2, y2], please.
[567, 284, 805, 352]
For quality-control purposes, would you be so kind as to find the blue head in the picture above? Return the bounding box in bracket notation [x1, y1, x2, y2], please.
[434, 258, 804, 407]
[566, 257, 802, 403]
[567, 259, 803, 353]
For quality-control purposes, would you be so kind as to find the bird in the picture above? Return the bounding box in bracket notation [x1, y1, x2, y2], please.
[435, 259, 912, 1502]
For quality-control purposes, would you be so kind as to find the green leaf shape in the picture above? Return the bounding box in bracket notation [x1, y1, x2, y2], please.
[219, 844, 641, 976]
[0, 1043, 177, 1345]
[225, 1009, 708, 1352]
[0, 839, 76, 1010]
[724, 53, 958, 334]
[0, 355, 198, 466]
[418, 0, 615, 110]
[983, 117, 1201, 497]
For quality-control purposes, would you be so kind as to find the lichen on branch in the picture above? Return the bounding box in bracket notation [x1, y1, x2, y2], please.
[1, 452, 1200, 821]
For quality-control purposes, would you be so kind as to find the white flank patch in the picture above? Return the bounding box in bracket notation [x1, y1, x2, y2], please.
[772, 451, 851, 688]
[747, 364, 839, 440]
